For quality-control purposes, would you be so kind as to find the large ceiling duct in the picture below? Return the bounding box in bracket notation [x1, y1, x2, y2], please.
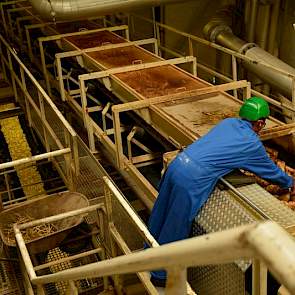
[203, 7, 295, 98]
[29, 0, 185, 21]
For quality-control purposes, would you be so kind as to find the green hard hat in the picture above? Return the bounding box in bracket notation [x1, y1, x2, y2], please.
[239, 97, 270, 121]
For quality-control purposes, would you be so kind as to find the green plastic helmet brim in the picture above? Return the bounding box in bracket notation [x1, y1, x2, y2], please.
[239, 97, 270, 121]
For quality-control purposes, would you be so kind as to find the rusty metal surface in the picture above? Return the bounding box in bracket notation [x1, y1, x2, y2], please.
[88, 45, 159, 69]
[115, 65, 207, 98]
[66, 30, 126, 49]
[0, 192, 89, 253]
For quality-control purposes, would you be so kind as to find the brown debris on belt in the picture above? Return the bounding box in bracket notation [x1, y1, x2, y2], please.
[116, 65, 206, 98]
[193, 110, 238, 126]
[242, 147, 295, 209]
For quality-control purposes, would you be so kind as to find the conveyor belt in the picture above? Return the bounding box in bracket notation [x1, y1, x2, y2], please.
[6, 6, 280, 141]
[59, 29, 279, 138]
[16, 13, 289, 200]
[0, 103, 45, 198]
[4, 6, 295, 295]
[8, 5, 293, 203]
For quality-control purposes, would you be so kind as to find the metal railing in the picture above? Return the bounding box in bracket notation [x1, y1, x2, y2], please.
[0, 34, 80, 190]
[14, 176, 295, 295]
[130, 13, 295, 116]
[0, 149, 70, 208]
[14, 175, 195, 294]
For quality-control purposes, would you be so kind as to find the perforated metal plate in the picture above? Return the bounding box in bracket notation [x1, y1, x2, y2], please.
[0, 260, 25, 295]
[238, 184, 295, 228]
[189, 188, 254, 294]
[189, 185, 295, 295]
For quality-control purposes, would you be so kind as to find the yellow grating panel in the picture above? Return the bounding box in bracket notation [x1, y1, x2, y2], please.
[46, 247, 72, 294]
[0, 103, 45, 197]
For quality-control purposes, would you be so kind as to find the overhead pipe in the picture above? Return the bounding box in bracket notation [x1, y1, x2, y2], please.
[248, 0, 258, 42]
[255, 3, 271, 94]
[267, 0, 280, 55]
[203, 6, 295, 98]
[256, 3, 271, 50]
[28, 0, 185, 22]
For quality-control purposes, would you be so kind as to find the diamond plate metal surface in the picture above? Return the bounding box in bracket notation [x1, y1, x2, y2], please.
[196, 187, 255, 270]
[190, 187, 256, 295]
[190, 185, 295, 294]
[188, 263, 246, 295]
[196, 187, 256, 233]
[238, 184, 295, 228]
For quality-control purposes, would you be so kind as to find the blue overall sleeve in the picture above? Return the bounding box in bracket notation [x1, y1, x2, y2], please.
[241, 140, 293, 189]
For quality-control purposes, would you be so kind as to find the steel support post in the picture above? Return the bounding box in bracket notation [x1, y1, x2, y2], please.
[38, 92, 50, 152]
[20, 67, 32, 126]
[6, 49, 18, 101]
[38, 39, 52, 97]
[79, 79, 96, 152]
[166, 267, 187, 295]
[232, 55, 238, 98]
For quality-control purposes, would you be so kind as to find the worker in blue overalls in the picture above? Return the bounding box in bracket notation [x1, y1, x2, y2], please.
[149, 97, 295, 287]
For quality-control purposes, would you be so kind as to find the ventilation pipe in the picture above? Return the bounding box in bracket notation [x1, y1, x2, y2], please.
[28, 0, 185, 21]
[203, 6, 295, 98]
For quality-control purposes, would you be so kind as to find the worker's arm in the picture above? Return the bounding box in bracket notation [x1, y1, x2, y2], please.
[241, 140, 293, 189]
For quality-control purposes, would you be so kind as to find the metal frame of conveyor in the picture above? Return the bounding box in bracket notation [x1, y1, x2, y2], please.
[0, 31, 170, 295]
[39, 27, 293, 211]
[3, 3, 295, 295]
[0, 34, 79, 196]
[3, 1, 295, 214]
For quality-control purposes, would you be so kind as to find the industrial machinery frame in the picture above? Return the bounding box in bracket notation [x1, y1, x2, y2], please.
[14, 177, 295, 295]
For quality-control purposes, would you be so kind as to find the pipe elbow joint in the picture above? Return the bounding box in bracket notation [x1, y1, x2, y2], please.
[30, 0, 53, 21]
[203, 20, 232, 42]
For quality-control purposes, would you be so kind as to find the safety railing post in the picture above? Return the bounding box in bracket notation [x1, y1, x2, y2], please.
[7, 48, 18, 101]
[64, 130, 75, 191]
[232, 55, 238, 99]
[38, 38, 52, 97]
[156, 23, 162, 57]
[252, 260, 268, 295]
[112, 109, 124, 169]
[36, 285, 46, 295]
[104, 180, 123, 295]
[79, 77, 96, 152]
[188, 37, 197, 76]
[0, 42, 7, 81]
[20, 67, 32, 126]
[56, 55, 67, 101]
[98, 209, 110, 291]
[72, 135, 80, 176]
[166, 267, 187, 295]
[0, 3, 8, 35]
[25, 25, 34, 61]
[292, 77, 295, 122]
[37, 91, 50, 152]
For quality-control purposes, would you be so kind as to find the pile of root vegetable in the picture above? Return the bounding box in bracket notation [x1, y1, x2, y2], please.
[3, 213, 57, 245]
[242, 147, 295, 210]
